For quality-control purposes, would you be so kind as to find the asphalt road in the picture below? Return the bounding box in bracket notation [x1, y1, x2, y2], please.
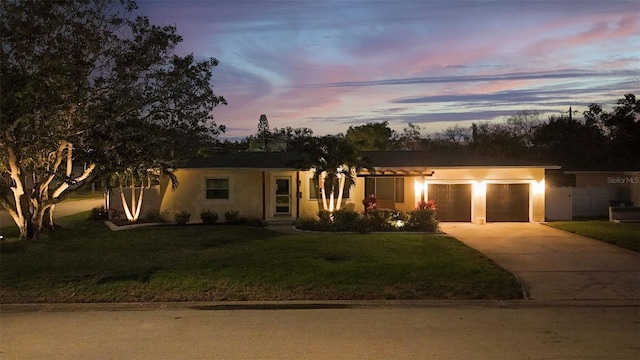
[1, 303, 638, 360]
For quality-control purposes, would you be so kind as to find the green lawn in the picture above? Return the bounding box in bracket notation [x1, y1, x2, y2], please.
[0, 213, 523, 303]
[65, 191, 104, 201]
[546, 221, 640, 252]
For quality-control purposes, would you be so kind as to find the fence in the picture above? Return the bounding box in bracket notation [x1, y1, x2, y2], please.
[545, 187, 618, 220]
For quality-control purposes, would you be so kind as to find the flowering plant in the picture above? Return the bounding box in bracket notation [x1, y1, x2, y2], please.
[416, 200, 436, 211]
[362, 194, 377, 216]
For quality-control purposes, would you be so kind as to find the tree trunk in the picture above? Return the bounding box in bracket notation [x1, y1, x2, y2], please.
[46, 205, 55, 230]
[5, 145, 28, 239]
[7, 209, 28, 240]
[319, 173, 329, 211]
[130, 179, 136, 220]
[133, 186, 144, 221]
[119, 185, 134, 221]
[335, 174, 345, 211]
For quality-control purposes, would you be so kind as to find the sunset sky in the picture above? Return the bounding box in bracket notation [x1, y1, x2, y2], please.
[137, 0, 640, 139]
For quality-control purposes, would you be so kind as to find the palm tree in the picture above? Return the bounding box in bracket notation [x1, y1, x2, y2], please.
[110, 161, 178, 222]
[301, 135, 372, 213]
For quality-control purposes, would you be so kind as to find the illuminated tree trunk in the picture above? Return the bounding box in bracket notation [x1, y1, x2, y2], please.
[334, 174, 346, 212]
[318, 172, 329, 211]
[2, 140, 96, 240]
[5, 145, 28, 239]
[116, 170, 147, 223]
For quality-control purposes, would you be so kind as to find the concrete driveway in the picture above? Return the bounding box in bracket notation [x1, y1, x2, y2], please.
[440, 222, 640, 301]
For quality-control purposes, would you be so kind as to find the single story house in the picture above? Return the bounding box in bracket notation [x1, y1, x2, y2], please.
[139, 151, 556, 224]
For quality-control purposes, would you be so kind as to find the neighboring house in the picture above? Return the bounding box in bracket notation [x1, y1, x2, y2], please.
[546, 170, 640, 220]
[128, 151, 555, 224]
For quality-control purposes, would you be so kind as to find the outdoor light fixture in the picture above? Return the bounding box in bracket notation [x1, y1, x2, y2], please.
[414, 179, 423, 202]
[532, 180, 545, 194]
[474, 180, 486, 194]
[414, 179, 428, 203]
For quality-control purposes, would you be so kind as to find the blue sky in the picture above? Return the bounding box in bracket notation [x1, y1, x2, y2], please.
[137, 0, 640, 139]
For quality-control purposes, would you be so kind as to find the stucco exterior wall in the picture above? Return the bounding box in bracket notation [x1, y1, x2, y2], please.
[160, 168, 266, 223]
[107, 187, 161, 219]
[297, 171, 365, 218]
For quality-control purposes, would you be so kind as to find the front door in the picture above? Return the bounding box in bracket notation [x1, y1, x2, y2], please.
[275, 177, 291, 214]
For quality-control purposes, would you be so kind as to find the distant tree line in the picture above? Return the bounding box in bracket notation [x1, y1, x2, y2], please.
[215, 94, 639, 174]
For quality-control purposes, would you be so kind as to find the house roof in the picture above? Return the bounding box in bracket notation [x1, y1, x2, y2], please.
[361, 151, 556, 168]
[183, 152, 306, 169]
[183, 151, 558, 170]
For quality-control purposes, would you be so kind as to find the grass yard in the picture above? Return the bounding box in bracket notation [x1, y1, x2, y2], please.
[0, 213, 523, 303]
[546, 221, 640, 252]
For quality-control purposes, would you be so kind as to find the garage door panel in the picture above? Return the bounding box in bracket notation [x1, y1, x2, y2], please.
[428, 184, 471, 222]
[486, 184, 529, 222]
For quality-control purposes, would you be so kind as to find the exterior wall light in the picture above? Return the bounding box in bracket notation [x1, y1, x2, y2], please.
[414, 179, 423, 203]
[473, 180, 486, 194]
[532, 180, 545, 194]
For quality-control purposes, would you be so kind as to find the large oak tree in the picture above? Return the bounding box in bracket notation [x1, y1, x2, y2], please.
[1, 0, 226, 239]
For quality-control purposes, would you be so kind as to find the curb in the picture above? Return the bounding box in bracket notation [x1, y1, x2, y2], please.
[2, 299, 639, 313]
[104, 221, 162, 231]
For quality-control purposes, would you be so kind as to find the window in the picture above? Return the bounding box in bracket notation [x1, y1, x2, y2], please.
[395, 177, 404, 203]
[365, 177, 404, 203]
[309, 178, 351, 199]
[206, 178, 229, 199]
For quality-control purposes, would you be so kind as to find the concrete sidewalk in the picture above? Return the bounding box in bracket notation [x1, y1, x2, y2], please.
[440, 222, 640, 301]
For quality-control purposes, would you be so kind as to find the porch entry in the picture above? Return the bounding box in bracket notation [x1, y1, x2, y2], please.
[275, 177, 291, 214]
[365, 177, 405, 209]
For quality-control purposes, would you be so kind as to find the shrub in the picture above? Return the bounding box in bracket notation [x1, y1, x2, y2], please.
[352, 216, 372, 233]
[144, 210, 168, 223]
[406, 209, 439, 232]
[367, 209, 403, 231]
[294, 207, 437, 233]
[238, 216, 265, 226]
[224, 210, 240, 224]
[416, 200, 436, 211]
[333, 209, 360, 231]
[108, 207, 125, 220]
[88, 206, 108, 220]
[200, 209, 219, 225]
[317, 210, 333, 229]
[362, 194, 377, 216]
[174, 211, 191, 225]
[295, 217, 320, 231]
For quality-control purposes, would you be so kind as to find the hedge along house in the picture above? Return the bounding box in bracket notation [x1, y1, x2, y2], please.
[147, 151, 556, 224]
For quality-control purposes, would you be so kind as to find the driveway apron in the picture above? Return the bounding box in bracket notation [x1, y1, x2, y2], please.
[440, 222, 640, 301]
